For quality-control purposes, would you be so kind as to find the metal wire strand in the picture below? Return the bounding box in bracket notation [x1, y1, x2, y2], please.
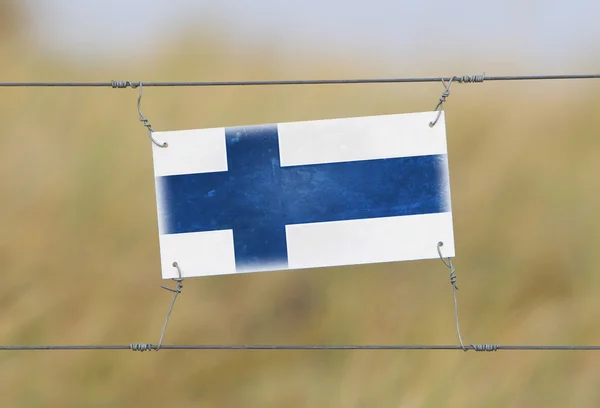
[155, 262, 184, 351]
[436, 242, 501, 353]
[1, 344, 600, 351]
[429, 77, 455, 127]
[136, 82, 167, 148]
[1, 73, 599, 87]
[437, 241, 468, 351]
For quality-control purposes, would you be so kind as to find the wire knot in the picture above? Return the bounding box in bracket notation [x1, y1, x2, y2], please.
[429, 78, 455, 127]
[130, 343, 155, 352]
[437, 242, 458, 290]
[111, 80, 140, 89]
[470, 344, 499, 352]
[140, 117, 153, 133]
[437, 88, 451, 107]
[161, 262, 184, 294]
[155, 262, 185, 351]
[448, 266, 458, 290]
[455, 73, 486, 83]
[161, 279, 183, 294]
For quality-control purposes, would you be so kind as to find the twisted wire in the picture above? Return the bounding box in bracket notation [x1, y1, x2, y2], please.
[429, 77, 456, 127]
[135, 82, 167, 148]
[156, 262, 184, 350]
[130, 343, 154, 352]
[437, 241, 468, 350]
[455, 73, 486, 83]
[111, 80, 139, 89]
[436, 244, 503, 353]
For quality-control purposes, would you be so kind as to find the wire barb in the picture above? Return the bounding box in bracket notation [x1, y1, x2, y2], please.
[156, 262, 184, 351]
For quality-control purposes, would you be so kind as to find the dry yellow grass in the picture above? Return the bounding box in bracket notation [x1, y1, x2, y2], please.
[2, 8, 600, 407]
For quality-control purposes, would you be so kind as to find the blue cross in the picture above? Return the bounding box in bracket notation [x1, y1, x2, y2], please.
[157, 124, 449, 271]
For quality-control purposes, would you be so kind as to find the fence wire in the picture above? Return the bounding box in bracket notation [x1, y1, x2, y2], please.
[0, 73, 599, 88]
[1, 344, 600, 352]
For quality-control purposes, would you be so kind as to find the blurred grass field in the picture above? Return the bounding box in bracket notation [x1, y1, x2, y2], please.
[2, 6, 600, 407]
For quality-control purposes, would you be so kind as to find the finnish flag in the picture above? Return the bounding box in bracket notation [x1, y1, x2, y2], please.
[151, 111, 455, 279]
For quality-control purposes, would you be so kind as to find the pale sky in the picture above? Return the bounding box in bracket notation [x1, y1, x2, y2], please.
[19, 0, 600, 71]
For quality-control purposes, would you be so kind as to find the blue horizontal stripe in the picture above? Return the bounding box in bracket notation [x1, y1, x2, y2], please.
[157, 124, 450, 271]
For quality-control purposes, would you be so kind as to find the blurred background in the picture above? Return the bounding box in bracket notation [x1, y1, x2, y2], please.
[1, 1, 600, 406]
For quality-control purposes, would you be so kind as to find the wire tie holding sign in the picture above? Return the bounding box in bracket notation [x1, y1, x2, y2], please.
[112, 80, 167, 148]
[129, 262, 184, 352]
[437, 241, 498, 352]
[156, 262, 184, 350]
[437, 241, 465, 349]
[429, 73, 485, 128]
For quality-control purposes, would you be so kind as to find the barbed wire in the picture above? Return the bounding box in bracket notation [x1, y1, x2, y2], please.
[0, 73, 598, 88]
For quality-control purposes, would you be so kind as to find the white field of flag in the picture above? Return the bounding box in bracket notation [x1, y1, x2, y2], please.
[151, 111, 455, 279]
